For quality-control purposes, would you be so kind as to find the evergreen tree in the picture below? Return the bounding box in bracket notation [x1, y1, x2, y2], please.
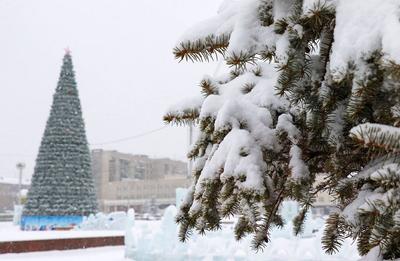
[165, 0, 400, 259]
[24, 51, 98, 217]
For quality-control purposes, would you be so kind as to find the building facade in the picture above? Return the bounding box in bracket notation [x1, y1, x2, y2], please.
[91, 149, 190, 213]
[312, 174, 335, 216]
[0, 177, 30, 212]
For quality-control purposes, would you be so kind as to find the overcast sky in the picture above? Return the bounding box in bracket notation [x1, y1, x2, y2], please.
[0, 0, 220, 179]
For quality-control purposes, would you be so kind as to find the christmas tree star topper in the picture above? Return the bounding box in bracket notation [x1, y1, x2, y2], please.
[64, 47, 71, 55]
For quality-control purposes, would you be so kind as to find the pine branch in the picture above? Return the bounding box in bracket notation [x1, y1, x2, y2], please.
[241, 82, 256, 94]
[173, 34, 230, 62]
[384, 60, 400, 81]
[251, 185, 286, 250]
[169, 0, 400, 258]
[163, 109, 200, 125]
[301, 1, 336, 37]
[226, 51, 257, 70]
[293, 206, 308, 235]
[322, 213, 348, 254]
[258, 0, 274, 27]
[346, 52, 384, 122]
[350, 123, 400, 153]
[200, 78, 219, 96]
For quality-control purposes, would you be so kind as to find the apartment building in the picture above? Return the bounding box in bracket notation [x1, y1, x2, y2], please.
[312, 174, 335, 216]
[91, 149, 190, 213]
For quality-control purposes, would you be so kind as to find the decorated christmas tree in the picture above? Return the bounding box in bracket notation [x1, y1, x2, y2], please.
[165, 0, 400, 259]
[23, 50, 97, 228]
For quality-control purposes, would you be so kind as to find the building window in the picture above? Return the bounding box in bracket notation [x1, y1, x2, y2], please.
[119, 159, 130, 180]
[164, 164, 170, 174]
[109, 158, 117, 182]
[133, 162, 145, 179]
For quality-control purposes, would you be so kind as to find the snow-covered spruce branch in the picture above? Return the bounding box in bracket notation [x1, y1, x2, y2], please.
[167, 0, 400, 259]
[350, 123, 400, 153]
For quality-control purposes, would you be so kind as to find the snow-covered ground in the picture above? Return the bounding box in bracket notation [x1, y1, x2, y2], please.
[0, 206, 360, 261]
[1, 246, 128, 261]
[0, 222, 123, 242]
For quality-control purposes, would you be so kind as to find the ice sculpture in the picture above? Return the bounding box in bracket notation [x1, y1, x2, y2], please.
[125, 208, 137, 258]
[124, 201, 360, 261]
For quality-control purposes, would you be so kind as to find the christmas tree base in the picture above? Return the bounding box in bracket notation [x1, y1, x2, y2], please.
[21, 216, 83, 231]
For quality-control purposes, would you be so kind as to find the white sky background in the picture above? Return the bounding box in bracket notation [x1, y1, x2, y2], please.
[0, 0, 221, 179]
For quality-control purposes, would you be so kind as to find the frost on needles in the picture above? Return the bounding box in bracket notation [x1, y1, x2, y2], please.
[165, 0, 400, 260]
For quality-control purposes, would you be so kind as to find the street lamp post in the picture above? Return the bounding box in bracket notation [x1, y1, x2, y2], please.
[16, 162, 26, 205]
